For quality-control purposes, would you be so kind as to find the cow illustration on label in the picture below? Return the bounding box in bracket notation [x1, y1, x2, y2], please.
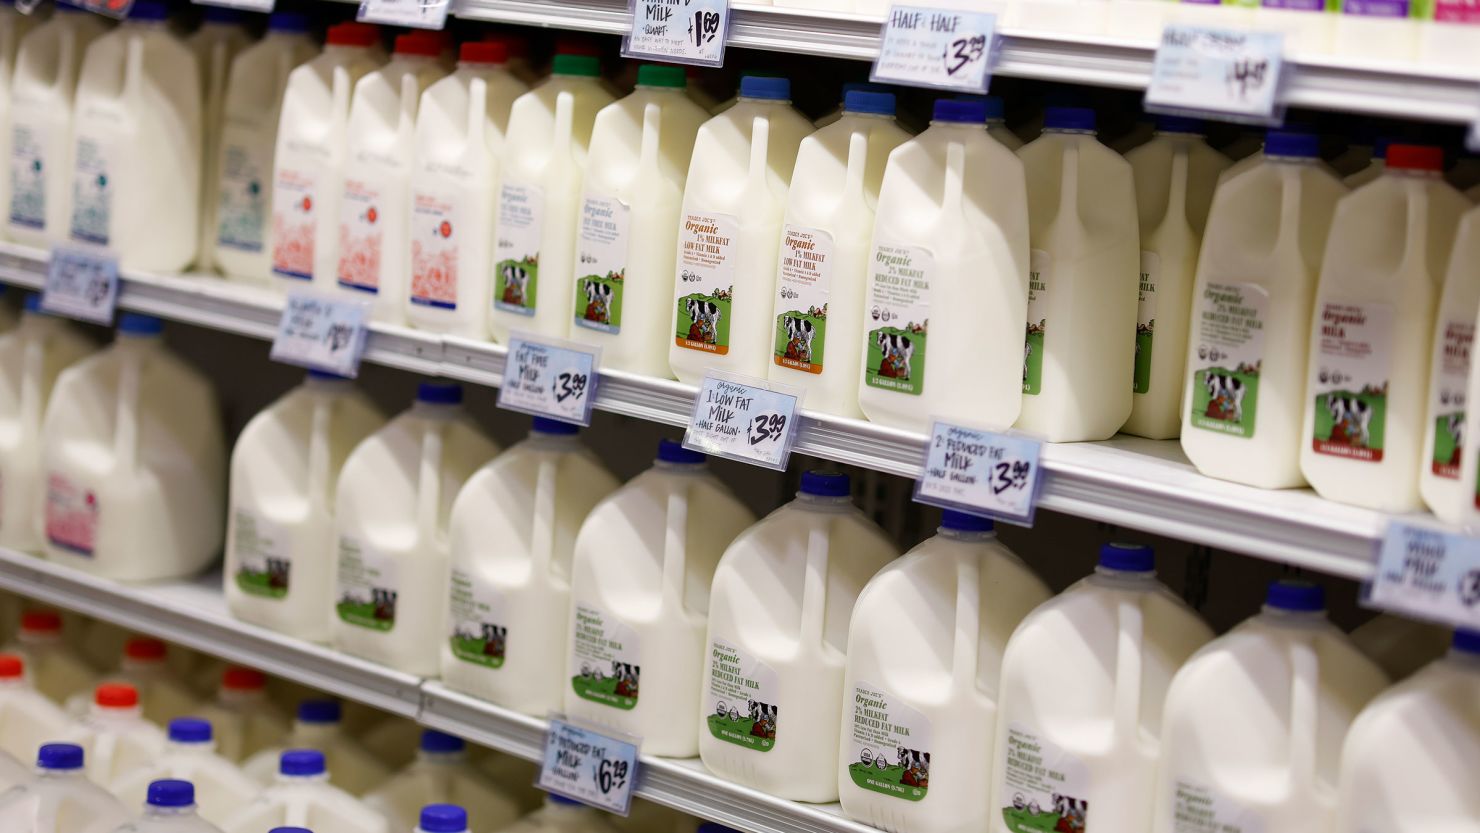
[335, 538, 397, 631]
[676, 291, 732, 354]
[575, 273, 622, 330]
[448, 568, 507, 668]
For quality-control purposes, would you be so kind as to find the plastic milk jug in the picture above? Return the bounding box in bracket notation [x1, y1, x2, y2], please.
[10, 610, 95, 704]
[700, 471, 899, 803]
[0, 655, 77, 765]
[78, 684, 167, 789]
[1121, 117, 1231, 440]
[332, 383, 499, 677]
[1421, 205, 1480, 522]
[1300, 145, 1468, 512]
[563, 440, 755, 757]
[41, 314, 227, 581]
[363, 731, 520, 832]
[0, 744, 130, 833]
[857, 98, 1030, 434]
[101, 638, 202, 726]
[112, 719, 258, 825]
[1349, 614, 1452, 680]
[404, 40, 527, 337]
[839, 512, 1050, 833]
[194, 667, 290, 763]
[111, 779, 223, 833]
[1151, 581, 1389, 833]
[442, 418, 618, 715]
[989, 544, 1214, 833]
[0, 746, 31, 792]
[1180, 131, 1348, 489]
[242, 700, 389, 795]
[0, 0, 38, 238]
[225, 371, 385, 644]
[188, 7, 252, 274]
[488, 53, 615, 343]
[496, 794, 621, 833]
[222, 749, 388, 833]
[1015, 107, 1140, 442]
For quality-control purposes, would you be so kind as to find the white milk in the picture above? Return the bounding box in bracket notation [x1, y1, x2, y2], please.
[488, 53, 615, 343]
[41, 314, 226, 581]
[415, 804, 470, 833]
[0, 0, 37, 239]
[1349, 614, 1454, 680]
[442, 418, 617, 715]
[111, 779, 222, 833]
[1151, 581, 1389, 833]
[563, 440, 755, 757]
[194, 667, 290, 762]
[332, 383, 499, 677]
[111, 719, 258, 825]
[77, 684, 167, 790]
[0, 743, 130, 833]
[0, 654, 77, 766]
[839, 512, 1049, 833]
[224, 372, 385, 644]
[1300, 145, 1468, 512]
[222, 749, 388, 833]
[9, 610, 95, 704]
[495, 795, 621, 833]
[700, 471, 898, 802]
[669, 75, 812, 383]
[990, 544, 1214, 833]
[187, 8, 252, 273]
[241, 700, 390, 795]
[363, 730, 520, 833]
[1421, 204, 1480, 522]
[857, 98, 1029, 434]
[1180, 131, 1348, 488]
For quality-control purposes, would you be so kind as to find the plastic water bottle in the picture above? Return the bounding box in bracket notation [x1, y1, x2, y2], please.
[110, 779, 226, 833]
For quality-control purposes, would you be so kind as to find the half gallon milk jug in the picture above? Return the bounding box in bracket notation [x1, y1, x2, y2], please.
[858, 98, 1029, 434]
[1422, 205, 1480, 523]
[442, 418, 617, 715]
[838, 512, 1050, 833]
[0, 744, 130, 833]
[404, 40, 527, 337]
[78, 684, 166, 789]
[194, 667, 289, 763]
[1121, 117, 1231, 440]
[990, 544, 1214, 833]
[489, 53, 615, 342]
[1181, 131, 1347, 488]
[242, 700, 389, 795]
[0, 655, 77, 765]
[100, 638, 202, 726]
[111, 779, 223, 833]
[1151, 581, 1389, 833]
[112, 720, 257, 825]
[68, 0, 202, 272]
[0, 0, 38, 236]
[1015, 107, 1140, 443]
[225, 371, 385, 643]
[10, 610, 95, 704]
[187, 7, 252, 274]
[222, 749, 388, 833]
[700, 471, 898, 802]
[41, 314, 226, 581]
[363, 731, 520, 832]
[497, 794, 621, 833]
[1348, 613, 1452, 680]
[1300, 144, 1467, 512]
[333, 382, 498, 677]
[563, 440, 755, 757]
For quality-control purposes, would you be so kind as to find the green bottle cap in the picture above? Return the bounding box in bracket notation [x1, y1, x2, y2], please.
[552, 53, 600, 77]
[637, 64, 687, 88]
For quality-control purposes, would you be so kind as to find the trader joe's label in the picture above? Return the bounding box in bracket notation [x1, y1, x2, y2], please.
[573, 193, 629, 334]
[864, 242, 931, 396]
[675, 212, 738, 354]
[409, 188, 460, 310]
[569, 602, 641, 710]
[45, 473, 97, 557]
[1170, 778, 1265, 833]
[1429, 316, 1472, 478]
[1188, 281, 1268, 439]
[216, 140, 269, 253]
[997, 722, 1090, 833]
[1310, 300, 1393, 462]
[231, 509, 290, 599]
[271, 167, 318, 281]
[335, 537, 397, 631]
[847, 682, 932, 801]
[336, 178, 383, 293]
[1023, 249, 1049, 395]
[706, 639, 778, 751]
[494, 181, 543, 316]
[9, 124, 46, 230]
[447, 567, 508, 669]
[69, 135, 113, 245]
[1134, 251, 1160, 394]
[772, 224, 834, 374]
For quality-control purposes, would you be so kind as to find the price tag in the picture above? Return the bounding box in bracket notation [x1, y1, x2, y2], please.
[870, 5, 996, 93]
[913, 421, 1044, 526]
[1145, 25, 1285, 124]
[537, 717, 639, 816]
[71, 0, 135, 18]
[496, 335, 600, 427]
[269, 292, 371, 378]
[683, 372, 800, 471]
[192, 0, 273, 12]
[1368, 522, 1480, 631]
[43, 245, 118, 324]
[622, 0, 729, 67]
[357, 0, 449, 30]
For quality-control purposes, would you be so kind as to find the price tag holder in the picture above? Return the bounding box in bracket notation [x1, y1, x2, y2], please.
[1368, 522, 1480, 631]
[496, 335, 600, 427]
[870, 5, 996, 93]
[913, 421, 1044, 526]
[44, 245, 119, 324]
[537, 717, 639, 816]
[683, 372, 800, 471]
[192, 0, 273, 12]
[1144, 25, 1286, 125]
[621, 0, 730, 67]
[270, 292, 371, 379]
[357, 0, 449, 30]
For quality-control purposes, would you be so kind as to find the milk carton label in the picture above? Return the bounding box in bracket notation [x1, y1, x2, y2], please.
[997, 722, 1091, 833]
[573, 194, 630, 334]
[45, 473, 97, 557]
[675, 211, 738, 355]
[1430, 317, 1472, 478]
[448, 566, 509, 668]
[336, 178, 383, 294]
[271, 167, 318, 280]
[871, 6, 995, 94]
[772, 224, 833, 375]
[1434, 0, 1480, 22]
[1310, 300, 1393, 463]
[1134, 251, 1160, 395]
[1342, 0, 1408, 16]
[495, 181, 543, 316]
[231, 509, 290, 599]
[9, 125, 46, 229]
[706, 639, 778, 751]
[410, 188, 460, 309]
[69, 136, 113, 245]
[216, 140, 270, 254]
[335, 537, 397, 632]
[1189, 281, 1268, 439]
[1371, 522, 1480, 630]
[1023, 249, 1049, 395]
[569, 602, 642, 710]
[1170, 778, 1265, 833]
[864, 242, 931, 396]
[847, 682, 933, 802]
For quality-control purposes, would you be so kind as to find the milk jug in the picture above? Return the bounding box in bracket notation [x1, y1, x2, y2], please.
[333, 382, 498, 677]
[188, 7, 252, 274]
[241, 700, 390, 795]
[111, 779, 223, 833]
[1121, 117, 1231, 440]
[1180, 131, 1348, 489]
[1349, 614, 1453, 680]
[839, 512, 1050, 833]
[68, 0, 202, 272]
[111, 719, 258, 825]
[1014, 107, 1139, 442]
[1300, 144, 1468, 512]
[857, 98, 1030, 434]
[415, 804, 470, 833]
[225, 371, 385, 644]
[441, 417, 617, 715]
[496, 794, 621, 833]
[1151, 581, 1389, 833]
[90, 638, 201, 726]
[0, 746, 30, 791]
[0, 0, 37, 238]
[989, 544, 1214, 833]
[404, 40, 527, 338]
[363, 731, 520, 832]
[1421, 205, 1480, 522]
[211, 12, 317, 282]
[222, 749, 388, 833]
[700, 471, 898, 802]
[41, 314, 226, 581]
[0, 743, 130, 833]
[563, 440, 755, 757]
[0, 654, 77, 765]
[78, 684, 167, 789]
[194, 667, 290, 763]
[9, 610, 95, 704]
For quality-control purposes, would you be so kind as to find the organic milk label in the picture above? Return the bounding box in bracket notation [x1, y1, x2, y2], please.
[1434, 0, 1480, 22]
[334, 536, 397, 632]
[572, 194, 629, 334]
[1430, 317, 1473, 478]
[69, 136, 112, 246]
[675, 212, 738, 355]
[864, 242, 931, 396]
[1023, 249, 1049, 395]
[706, 639, 778, 751]
[410, 189, 460, 310]
[1342, 0, 1408, 16]
[846, 682, 932, 802]
[9, 124, 46, 229]
[1134, 251, 1160, 395]
[569, 602, 641, 710]
[998, 722, 1090, 833]
[336, 178, 383, 294]
[271, 168, 318, 280]
[772, 224, 833, 375]
[231, 509, 290, 599]
[216, 140, 270, 254]
[44, 473, 97, 557]
[1189, 281, 1268, 439]
[447, 567, 509, 669]
[1310, 300, 1393, 463]
[1171, 779, 1265, 833]
[494, 181, 543, 316]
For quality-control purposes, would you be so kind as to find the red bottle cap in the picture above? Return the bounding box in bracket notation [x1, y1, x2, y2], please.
[1386, 144, 1445, 172]
[95, 683, 139, 708]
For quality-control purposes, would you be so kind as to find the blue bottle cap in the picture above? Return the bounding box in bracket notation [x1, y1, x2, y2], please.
[1044, 106, 1096, 131]
[202, 6, 247, 23]
[547, 793, 584, 807]
[1265, 130, 1320, 159]
[800, 470, 850, 498]
[307, 369, 348, 381]
[1155, 114, 1204, 134]
[270, 829, 315, 833]
[119, 313, 164, 336]
[941, 510, 993, 533]
[296, 699, 340, 724]
[279, 749, 326, 776]
[1098, 542, 1154, 572]
[933, 98, 986, 124]
[147, 779, 195, 808]
[168, 717, 212, 744]
[417, 381, 463, 405]
[843, 90, 895, 117]
[698, 825, 744, 833]
[532, 416, 579, 436]
[1265, 579, 1325, 612]
[129, 0, 170, 22]
[419, 804, 470, 833]
[739, 75, 790, 101]
[268, 12, 310, 33]
[1453, 628, 1480, 655]
[657, 438, 705, 465]
[420, 729, 465, 754]
[981, 95, 1005, 121]
[24, 293, 42, 314]
[37, 743, 84, 770]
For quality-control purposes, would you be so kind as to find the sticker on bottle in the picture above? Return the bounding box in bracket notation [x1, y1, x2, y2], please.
[271, 167, 317, 281]
[45, 473, 97, 557]
[996, 722, 1090, 833]
[231, 509, 291, 599]
[572, 194, 629, 334]
[69, 135, 112, 246]
[9, 124, 46, 230]
[410, 188, 460, 310]
[772, 224, 833, 375]
[1023, 249, 1049, 395]
[494, 181, 543, 316]
[1169, 778, 1266, 833]
[447, 567, 509, 668]
[335, 537, 397, 632]
[675, 212, 738, 355]
[1134, 251, 1160, 395]
[1429, 317, 1472, 479]
[336, 178, 383, 294]
[569, 603, 642, 710]
[846, 682, 932, 801]
[705, 639, 778, 751]
[1310, 300, 1393, 462]
[863, 242, 931, 396]
[216, 140, 270, 254]
[1188, 281, 1268, 439]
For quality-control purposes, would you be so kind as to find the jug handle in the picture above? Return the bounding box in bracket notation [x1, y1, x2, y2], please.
[113, 344, 142, 477]
[123, 32, 145, 108]
[58, 29, 79, 94]
[208, 42, 228, 135]
[1287, 637, 1319, 797]
[415, 420, 446, 547]
[306, 393, 333, 512]
[19, 328, 44, 443]
[843, 128, 868, 207]
[798, 519, 830, 652]
[639, 101, 663, 176]
[1169, 144, 1191, 236]
[942, 140, 965, 216]
[1406, 187, 1431, 283]
[1112, 597, 1144, 750]
[660, 484, 688, 614]
[397, 70, 419, 142]
[330, 65, 353, 147]
[467, 77, 488, 146]
[553, 89, 576, 165]
[951, 553, 982, 693]
[745, 115, 771, 198]
[529, 456, 559, 578]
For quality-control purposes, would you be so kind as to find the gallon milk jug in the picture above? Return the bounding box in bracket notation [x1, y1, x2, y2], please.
[839, 512, 1050, 833]
[111, 779, 224, 833]
[194, 667, 290, 763]
[1151, 581, 1389, 833]
[1121, 117, 1231, 440]
[1300, 144, 1468, 512]
[441, 417, 617, 715]
[242, 700, 389, 795]
[41, 314, 226, 581]
[563, 440, 755, 757]
[488, 53, 615, 342]
[10, 610, 95, 704]
[565, 65, 706, 377]
[332, 382, 498, 677]
[765, 90, 909, 419]
[78, 684, 167, 789]
[0, 0, 38, 237]
[363, 731, 520, 833]
[0, 746, 31, 792]
[222, 749, 388, 833]
[187, 7, 251, 274]
[496, 794, 621, 833]
[68, 0, 202, 272]
[0, 744, 130, 833]
[416, 804, 469, 833]
[224, 371, 385, 644]
[404, 40, 527, 338]
[111, 719, 257, 825]
[1349, 613, 1452, 680]
[86, 638, 200, 726]
[211, 12, 317, 282]
[700, 471, 898, 803]
[990, 543, 1214, 833]
[669, 76, 811, 383]
[1015, 107, 1140, 443]
[1180, 131, 1348, 488]
[0, 654, 77, 765]
[858, 98, 1030, 434]
[1421, 205, 1480, 522]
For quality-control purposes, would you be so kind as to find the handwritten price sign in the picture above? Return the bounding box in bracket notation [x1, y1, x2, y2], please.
[871, 5, 996, 93]
[497, 335, 600, 426]
[684, 373, 800, 470]
[270, 292, 371, 378]
[913, 421, 1044, 526]
[357, 0, 449, 29]
[1369, 522, 1480, 631]
[538, 718, 640, 815]
[1145, 25, 1285, 124]
[622, 0, 730, 67]
[44, 245, 119, 324]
